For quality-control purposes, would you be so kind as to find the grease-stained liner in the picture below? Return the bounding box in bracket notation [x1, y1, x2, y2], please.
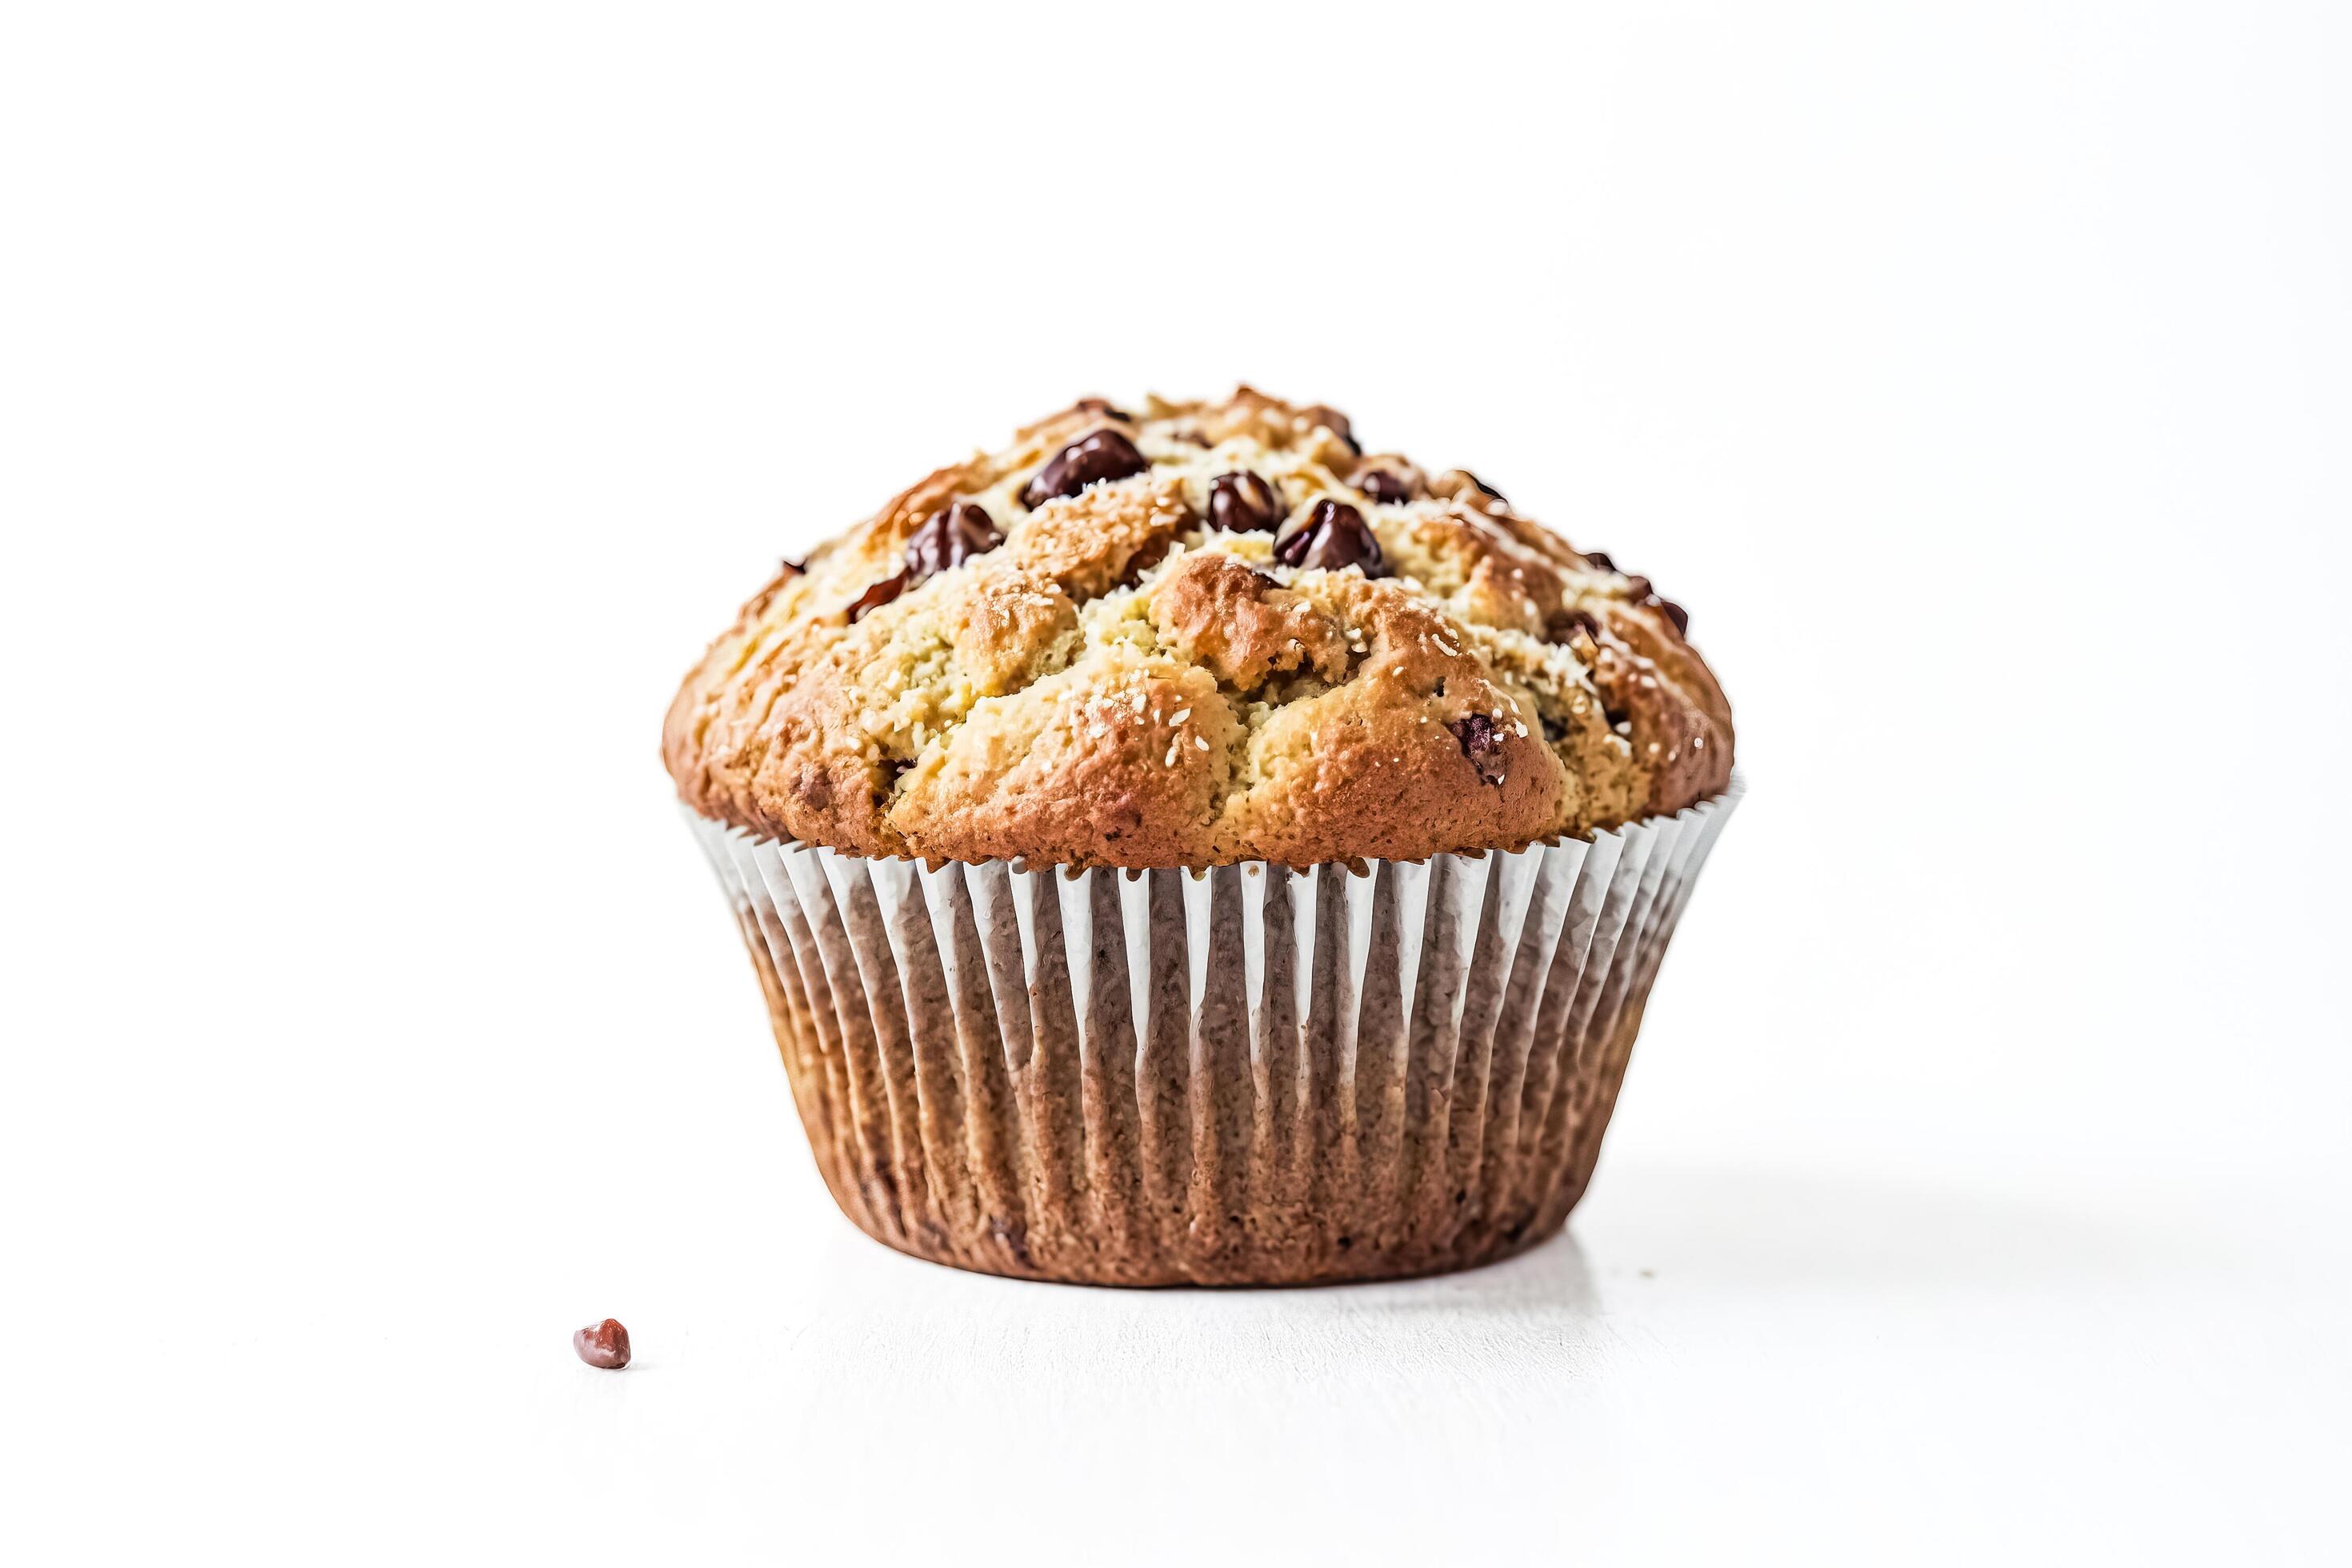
[686, 778, 1739, 1286]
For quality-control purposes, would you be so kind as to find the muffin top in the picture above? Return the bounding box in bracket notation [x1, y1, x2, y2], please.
[664, 390, 1733, 869]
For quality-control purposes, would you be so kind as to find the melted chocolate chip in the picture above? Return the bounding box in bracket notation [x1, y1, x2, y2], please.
[1355, 467, 1414, 505]
[1274, 498, 1387, 575]
[1299, 404, 1359, 454]
[846, 501, 1004, 623]
[574, 1318, 631, 1370]
[846, 570, 908, 623]
[1208, 470, 1286, 534]
[1619, 574, 1690, 634]
[1021, 428, 1149, 509]
[1581, 549, 1615, 572]
[905, 501, 1003, 579]
[1449, 714, 1510, 786]
[1459, 470, 1507, 504]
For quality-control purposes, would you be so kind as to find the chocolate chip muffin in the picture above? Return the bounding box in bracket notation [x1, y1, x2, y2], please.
[665, 388, 1731, 870]
[670, 390, 1740, 1286]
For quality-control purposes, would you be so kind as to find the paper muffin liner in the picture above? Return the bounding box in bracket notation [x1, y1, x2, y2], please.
[686, 778, 1740, 1286]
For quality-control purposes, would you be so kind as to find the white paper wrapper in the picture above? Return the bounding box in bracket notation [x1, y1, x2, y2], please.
[686, 778, 1740, 1286]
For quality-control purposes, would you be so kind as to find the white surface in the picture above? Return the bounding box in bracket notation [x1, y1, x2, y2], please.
[4, 3, 2349, 1564]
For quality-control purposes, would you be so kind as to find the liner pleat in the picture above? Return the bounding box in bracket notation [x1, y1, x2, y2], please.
[689, 779, 1740, 1286]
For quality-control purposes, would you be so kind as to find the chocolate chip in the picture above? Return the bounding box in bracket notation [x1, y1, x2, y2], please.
[1021, 428, 1150, 509]
[1459, 470, 1506, 504]
[1355, 467, 1414, 505]
[905, 501, 1003, 579]
[846, 569, 908, 623]
[1073, 397, 1131, 422]
[1582, 549, 1615, 572]
[1299, 404, 1359, 454]
[1176, 430, 1213, 447]
[1208, 470, 1286, 534]
[1561, 609, 1602, 643]
[1450, 714, 1510, 786]
[1617, 574, 1689, 634]
[574, 1318, 630, 1370]
[1541, 714, 1568, 742]
[1274, 498, 1387, 575]
[845, 502, 1002, 622]
[779, 556, 805, 575]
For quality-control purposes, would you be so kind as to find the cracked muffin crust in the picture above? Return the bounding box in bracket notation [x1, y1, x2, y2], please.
[663, 389, 1733, 868]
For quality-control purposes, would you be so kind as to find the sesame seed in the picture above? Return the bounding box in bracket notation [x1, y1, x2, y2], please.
[1194, 736, 1209, 751]
[1165, 744, 1178, 766]
[1170, 708, 1190, 725]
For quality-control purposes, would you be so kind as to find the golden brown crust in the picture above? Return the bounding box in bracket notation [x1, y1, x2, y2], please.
[662, 389, 1734, 866]
[1143, 552, 1348, 691]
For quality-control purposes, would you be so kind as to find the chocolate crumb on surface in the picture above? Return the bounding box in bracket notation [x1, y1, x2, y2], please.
[574, 1318, 631, 1370]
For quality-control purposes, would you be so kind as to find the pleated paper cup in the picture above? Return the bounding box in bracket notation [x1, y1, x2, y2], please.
[686, 778, 1740, 1286]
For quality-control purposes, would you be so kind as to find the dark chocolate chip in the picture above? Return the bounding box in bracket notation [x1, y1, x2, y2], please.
[846, 569, 908, 623]
[1620, 574, 1690, 634]
[1208, 470, 1286, 534]
[1541, 714, 1568, 742]
[1450, 714, 1510, 786]
[904, 501, 1003, 580]
[1459, 470, 1507, 504]
[1274, 498, 1387, 575]
[1581, 549, 1615, 572]
[779, 557, 805, 576]
[1300, 404, 1360, 455]
[1021, 428, 1149, 509]
[574, 1318, 630, 1370]
[1562, 609, 1602, 643]
[1355, 467, 1414, 505]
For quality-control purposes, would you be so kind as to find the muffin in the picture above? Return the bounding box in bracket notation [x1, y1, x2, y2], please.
[667, 389, 1738, 1286]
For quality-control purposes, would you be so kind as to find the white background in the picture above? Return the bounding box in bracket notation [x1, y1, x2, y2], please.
[5, 2, 2348, 1562]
